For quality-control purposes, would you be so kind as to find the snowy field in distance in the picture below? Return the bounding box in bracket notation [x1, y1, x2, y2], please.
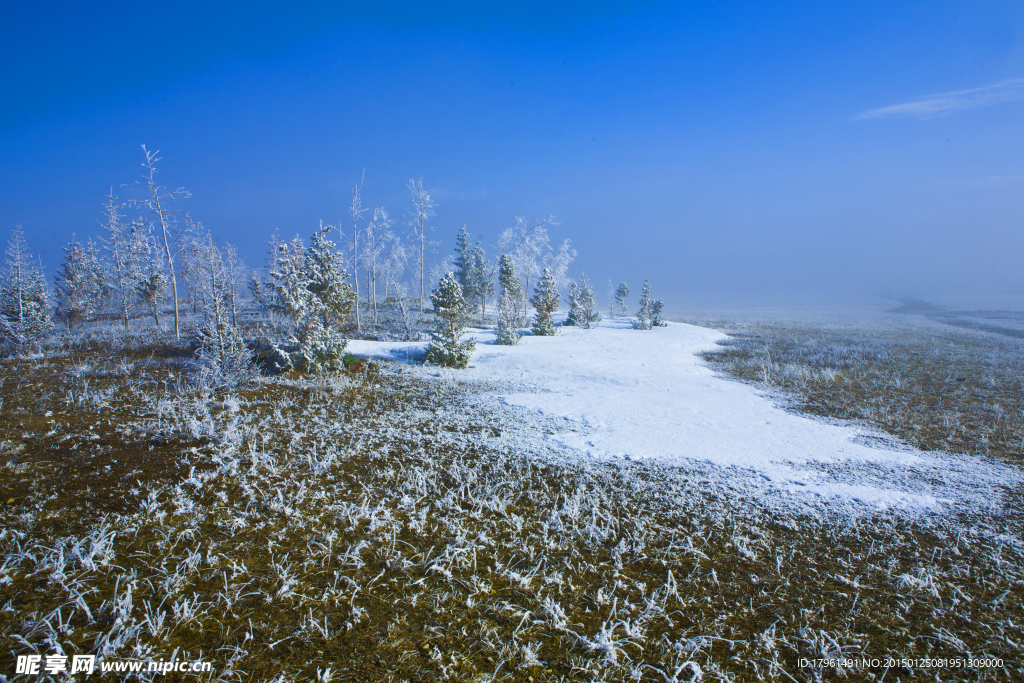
[347, 317, 1017, 514]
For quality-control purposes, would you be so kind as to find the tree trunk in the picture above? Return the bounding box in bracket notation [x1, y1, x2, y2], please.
[419, 220, 425, 314]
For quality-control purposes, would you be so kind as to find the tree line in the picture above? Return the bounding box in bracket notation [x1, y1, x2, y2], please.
[1, 146, 667, 375]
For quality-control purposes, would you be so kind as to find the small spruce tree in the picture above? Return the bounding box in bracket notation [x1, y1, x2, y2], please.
[468, 244, 493, 323]
[579, 273, 600, 326]
[84, 239, 110, 312]
[614, 282, 630, 317]
[453, 225, 473, 291]
[495, 254, 522, 345]
[564, 282, 584, 327]
[425, 272, 476, 368]
[650, 298, 665, 327]
[265, 234, 313, 323]
[304, 226, 356, 329]
[564, 272, 600, 329]
[1, 227, 52, 347]
[54, 237, 101, 329]
[530, 268, 559, 336]
[632, 279, 654, 330]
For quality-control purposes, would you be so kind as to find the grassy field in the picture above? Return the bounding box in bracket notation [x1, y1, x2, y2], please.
[688, 315, 1024, 463]
[2, 323, 1023, 682]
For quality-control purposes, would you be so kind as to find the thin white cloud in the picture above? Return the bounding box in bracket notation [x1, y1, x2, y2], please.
[854, 78, 1024, 120]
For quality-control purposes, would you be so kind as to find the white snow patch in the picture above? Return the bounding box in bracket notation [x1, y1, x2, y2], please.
[346, 318, 1011, 512]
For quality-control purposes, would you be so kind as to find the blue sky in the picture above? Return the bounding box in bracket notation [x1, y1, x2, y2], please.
[2, 1, 1022, 307]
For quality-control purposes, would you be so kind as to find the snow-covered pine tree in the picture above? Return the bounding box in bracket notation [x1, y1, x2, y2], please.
[564, 282, 584, 327]
[54, 237, 102, 329]
[469, 244, 493, 323]
[1, 226, 52, 347]
[277, 226, 355, 374]
[530, 268, 559, 336]
[290, 311, 348, 374]
[305, 226, 355, 329]
[84, 239, 110, 313]
[615, 282, 630, 317]
[425, 272, 475, 368]
[248, 272, 266, 308]
[192, 234, 250, 383]
[650, 298, 666, 327]
[264, 233, 314, 323]
[495, 254, 522, 345]
[453, 225, 473, 290]
[564, 272, 600, 329]
[579, 272, 600, 326]
[607, 279, 615, 318]
[633, 279, 653, 330]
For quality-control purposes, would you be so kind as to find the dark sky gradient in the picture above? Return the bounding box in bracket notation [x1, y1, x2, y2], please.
[2, 1, 1022, 308]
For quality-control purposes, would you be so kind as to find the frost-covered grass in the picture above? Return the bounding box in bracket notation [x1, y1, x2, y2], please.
[688, 315, 1024, 463]
[2, 335, 1023, 681]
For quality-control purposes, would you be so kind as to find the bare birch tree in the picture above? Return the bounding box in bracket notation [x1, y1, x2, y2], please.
[348, 176, 366, 332]
[132, 145, 191, 339]
[361, 207, 394, 325]
[407, 176, 435, 313]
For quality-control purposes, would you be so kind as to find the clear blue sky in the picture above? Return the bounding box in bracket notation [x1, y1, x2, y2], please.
[2, 1, 1022, 308]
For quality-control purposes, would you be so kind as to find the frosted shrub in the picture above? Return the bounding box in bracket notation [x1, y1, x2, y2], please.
[291, 313, 348, 374]
[425, 273, 475, 368]
[194, 329, 258, 389]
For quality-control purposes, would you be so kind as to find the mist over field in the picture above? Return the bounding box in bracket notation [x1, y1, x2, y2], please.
[2, 2, 1022, 310]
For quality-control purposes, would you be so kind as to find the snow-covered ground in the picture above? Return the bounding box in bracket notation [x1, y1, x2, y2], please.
[347, 318, 1017, 514]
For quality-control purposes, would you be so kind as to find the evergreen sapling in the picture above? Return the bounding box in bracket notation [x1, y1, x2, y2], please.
[564, 272, 600, 329]
[650, 298, 666, 327]
[530, 268, 559, 336]
[54, 236, 101, 329]
[579, 272, 600, 326]
[495, 254, 522, 345]
[1, 226, 52, 347]
[632, 279, 656, 330]
[469, 244, 493, 323]
[425, 272, 476, 368]
[564, 281, 584, 327]
[614, 282, 630, 317]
